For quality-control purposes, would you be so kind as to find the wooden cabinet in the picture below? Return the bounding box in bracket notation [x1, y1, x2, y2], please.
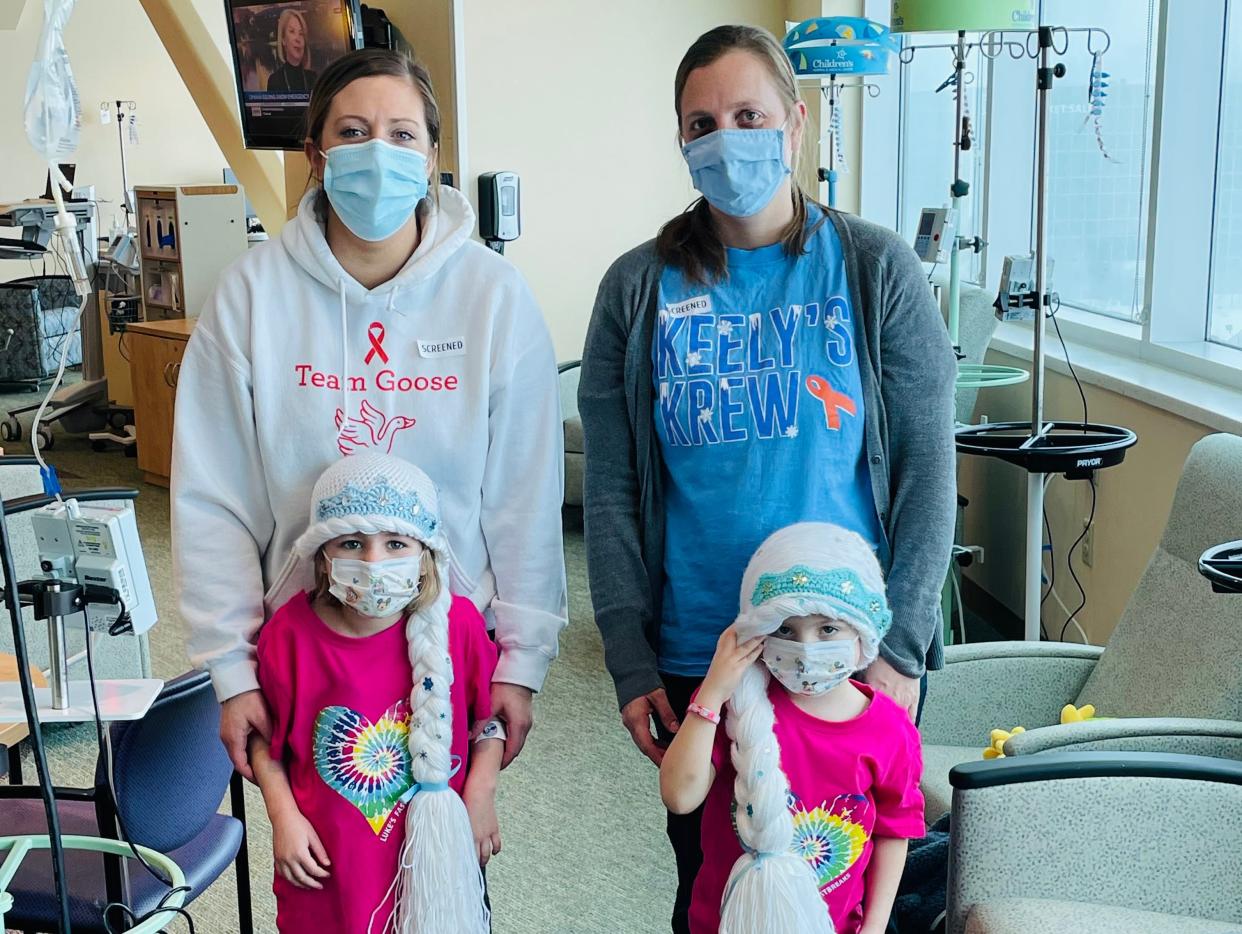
[128, 318, 196, 487]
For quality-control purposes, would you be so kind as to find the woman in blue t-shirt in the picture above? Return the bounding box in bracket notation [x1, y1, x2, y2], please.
[578, 24, 957, 933]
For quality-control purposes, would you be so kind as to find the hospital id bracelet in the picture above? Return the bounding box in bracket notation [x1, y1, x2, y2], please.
[687, 702, 721, 726]
[474, 718, 508, 744]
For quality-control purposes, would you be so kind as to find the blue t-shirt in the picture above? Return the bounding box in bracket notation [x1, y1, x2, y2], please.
[653, 214, 885, 676]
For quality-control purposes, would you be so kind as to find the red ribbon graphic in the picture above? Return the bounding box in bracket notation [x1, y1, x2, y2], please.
[806, 375, 857, 431]
[365, 322, 389, 365]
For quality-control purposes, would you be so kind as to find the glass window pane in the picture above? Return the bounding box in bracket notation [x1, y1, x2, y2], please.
[897, 35, 988, 282]
[1042, 0, 1158, 322]
[1210, 1, 1242, 350]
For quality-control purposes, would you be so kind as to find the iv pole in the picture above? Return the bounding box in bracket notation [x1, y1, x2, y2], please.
[954, 25, 1136, 641]
[824, 75, 840, 209]
[819, 75, 879, 209]
[102, 100, 137, 226]
[1023, 27, 1059, 638]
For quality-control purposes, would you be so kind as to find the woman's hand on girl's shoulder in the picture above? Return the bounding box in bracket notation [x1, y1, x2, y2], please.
[698, 625, 764, 712]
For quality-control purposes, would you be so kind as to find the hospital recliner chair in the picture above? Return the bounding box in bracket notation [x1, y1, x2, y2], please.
[0, 276, 83, 388]
[918, 432, 1242, 823]
[947, 751, 1242, 934]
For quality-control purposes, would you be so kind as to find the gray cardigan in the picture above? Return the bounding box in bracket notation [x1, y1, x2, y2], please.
[579, 210, 957, 710]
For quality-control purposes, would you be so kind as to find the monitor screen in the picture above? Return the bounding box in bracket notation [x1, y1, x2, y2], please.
[918, 211, 936, 237]
[226, 0, 361, 150]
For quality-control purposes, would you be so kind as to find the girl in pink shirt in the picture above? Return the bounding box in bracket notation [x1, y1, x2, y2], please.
[661, 523, 925, 934]
[249, 452, 502, 934]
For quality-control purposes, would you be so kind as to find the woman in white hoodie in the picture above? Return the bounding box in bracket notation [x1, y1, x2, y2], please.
[172, 49, 567, 780]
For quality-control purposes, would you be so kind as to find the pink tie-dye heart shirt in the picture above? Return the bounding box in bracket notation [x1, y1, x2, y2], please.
[257, 590, 496, 933]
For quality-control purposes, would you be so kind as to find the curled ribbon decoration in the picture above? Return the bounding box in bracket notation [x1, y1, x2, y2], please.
[365, 322, 389, 365]
[806, 375, 857, 431]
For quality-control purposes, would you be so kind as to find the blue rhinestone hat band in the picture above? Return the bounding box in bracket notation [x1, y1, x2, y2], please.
[315, 478, 439, 541]
[750, 564, 892, 638]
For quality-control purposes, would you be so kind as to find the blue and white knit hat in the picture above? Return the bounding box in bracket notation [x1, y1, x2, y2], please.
[734, 522, 892, 668]
[293, 452, 449, 561]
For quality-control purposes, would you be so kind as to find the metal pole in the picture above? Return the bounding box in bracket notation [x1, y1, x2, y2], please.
[0, 501, 72, 932]
[116, 101, 131, 222]
[45, 582, 70, 710]
[1032, 29, 1053, 435]
[947, 31, 966, 347]
[1025, 473, 1044, 640]
[1024, 27, 1059, 640]
[826, 76, 838, 209]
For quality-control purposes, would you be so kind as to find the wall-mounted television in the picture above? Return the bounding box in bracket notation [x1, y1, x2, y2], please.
[226, 0, 363, 150]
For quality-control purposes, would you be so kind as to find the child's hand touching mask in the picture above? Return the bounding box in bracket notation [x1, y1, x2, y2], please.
[698, 625, 765, 713]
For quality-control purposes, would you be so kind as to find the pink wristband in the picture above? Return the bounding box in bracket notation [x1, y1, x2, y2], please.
[687, 702, 721, 726]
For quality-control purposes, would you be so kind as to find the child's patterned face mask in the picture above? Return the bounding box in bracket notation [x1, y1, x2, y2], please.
[329, 556, 422, 618]
[761, 636, 858, 696]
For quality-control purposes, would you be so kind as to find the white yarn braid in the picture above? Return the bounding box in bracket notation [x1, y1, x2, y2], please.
[371, 554, 489, 934]
[720, 663, 834, 934]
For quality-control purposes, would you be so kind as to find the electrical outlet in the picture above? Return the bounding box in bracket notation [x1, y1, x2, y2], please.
[1081, 519, 1094, 568]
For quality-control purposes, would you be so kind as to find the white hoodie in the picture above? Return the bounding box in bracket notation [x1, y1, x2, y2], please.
[171, 187, 567, 701]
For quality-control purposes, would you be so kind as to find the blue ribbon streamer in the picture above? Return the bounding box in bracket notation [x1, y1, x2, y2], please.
[397, 754, 462, 805]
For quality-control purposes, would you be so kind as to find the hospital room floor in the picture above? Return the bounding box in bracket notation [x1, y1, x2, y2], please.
[2, 389, 675, 933]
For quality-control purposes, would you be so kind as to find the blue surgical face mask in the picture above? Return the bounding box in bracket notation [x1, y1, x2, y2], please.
[681, 127, 791, 218]
[320, 139, 430, 242]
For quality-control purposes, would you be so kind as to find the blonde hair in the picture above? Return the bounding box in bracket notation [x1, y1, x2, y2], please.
[276, 9, 311, 69]
[656, 24, 826, 286]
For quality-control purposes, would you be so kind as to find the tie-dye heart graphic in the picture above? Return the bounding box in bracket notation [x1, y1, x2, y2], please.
[313, 699, 412, 834]
[790, 792, 871, 889]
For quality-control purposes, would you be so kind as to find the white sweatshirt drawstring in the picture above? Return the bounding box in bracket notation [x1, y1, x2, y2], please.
[337, 279, 349, 448]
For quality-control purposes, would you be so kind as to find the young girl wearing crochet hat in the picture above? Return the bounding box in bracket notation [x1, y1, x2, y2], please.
[660, 522, 925, 934]
[249, 452, 502, 934]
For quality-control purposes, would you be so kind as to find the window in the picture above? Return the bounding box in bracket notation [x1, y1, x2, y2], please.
[896, 33, 988, 282]
[1210, 2, 1242, 350]
[1041, 0, 1159, 322]
[867, 0, 1242, 389]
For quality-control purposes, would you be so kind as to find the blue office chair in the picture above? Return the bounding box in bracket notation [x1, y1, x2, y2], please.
[0, 670, 253, 932]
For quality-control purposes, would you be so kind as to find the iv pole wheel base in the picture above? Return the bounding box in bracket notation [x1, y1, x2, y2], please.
[954, 420, 1137, 477]
[955, 363, 1029, 390]
[0, 420, 19, 443]
[1199, 541, 1242, 594]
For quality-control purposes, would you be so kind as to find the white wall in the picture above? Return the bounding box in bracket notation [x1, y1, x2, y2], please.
[0, 0, 225, 276]
[459, 0, 791, 360]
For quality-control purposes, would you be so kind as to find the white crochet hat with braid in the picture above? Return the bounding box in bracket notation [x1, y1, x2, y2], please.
[734, 523, 892, 667]
[720, 522, 892, 934]
[293, 452, 450, 561]
[294, 453, 488, 934]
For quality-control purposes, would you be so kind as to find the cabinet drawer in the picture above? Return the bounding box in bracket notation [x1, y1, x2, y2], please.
[129, 332, 187, 486]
